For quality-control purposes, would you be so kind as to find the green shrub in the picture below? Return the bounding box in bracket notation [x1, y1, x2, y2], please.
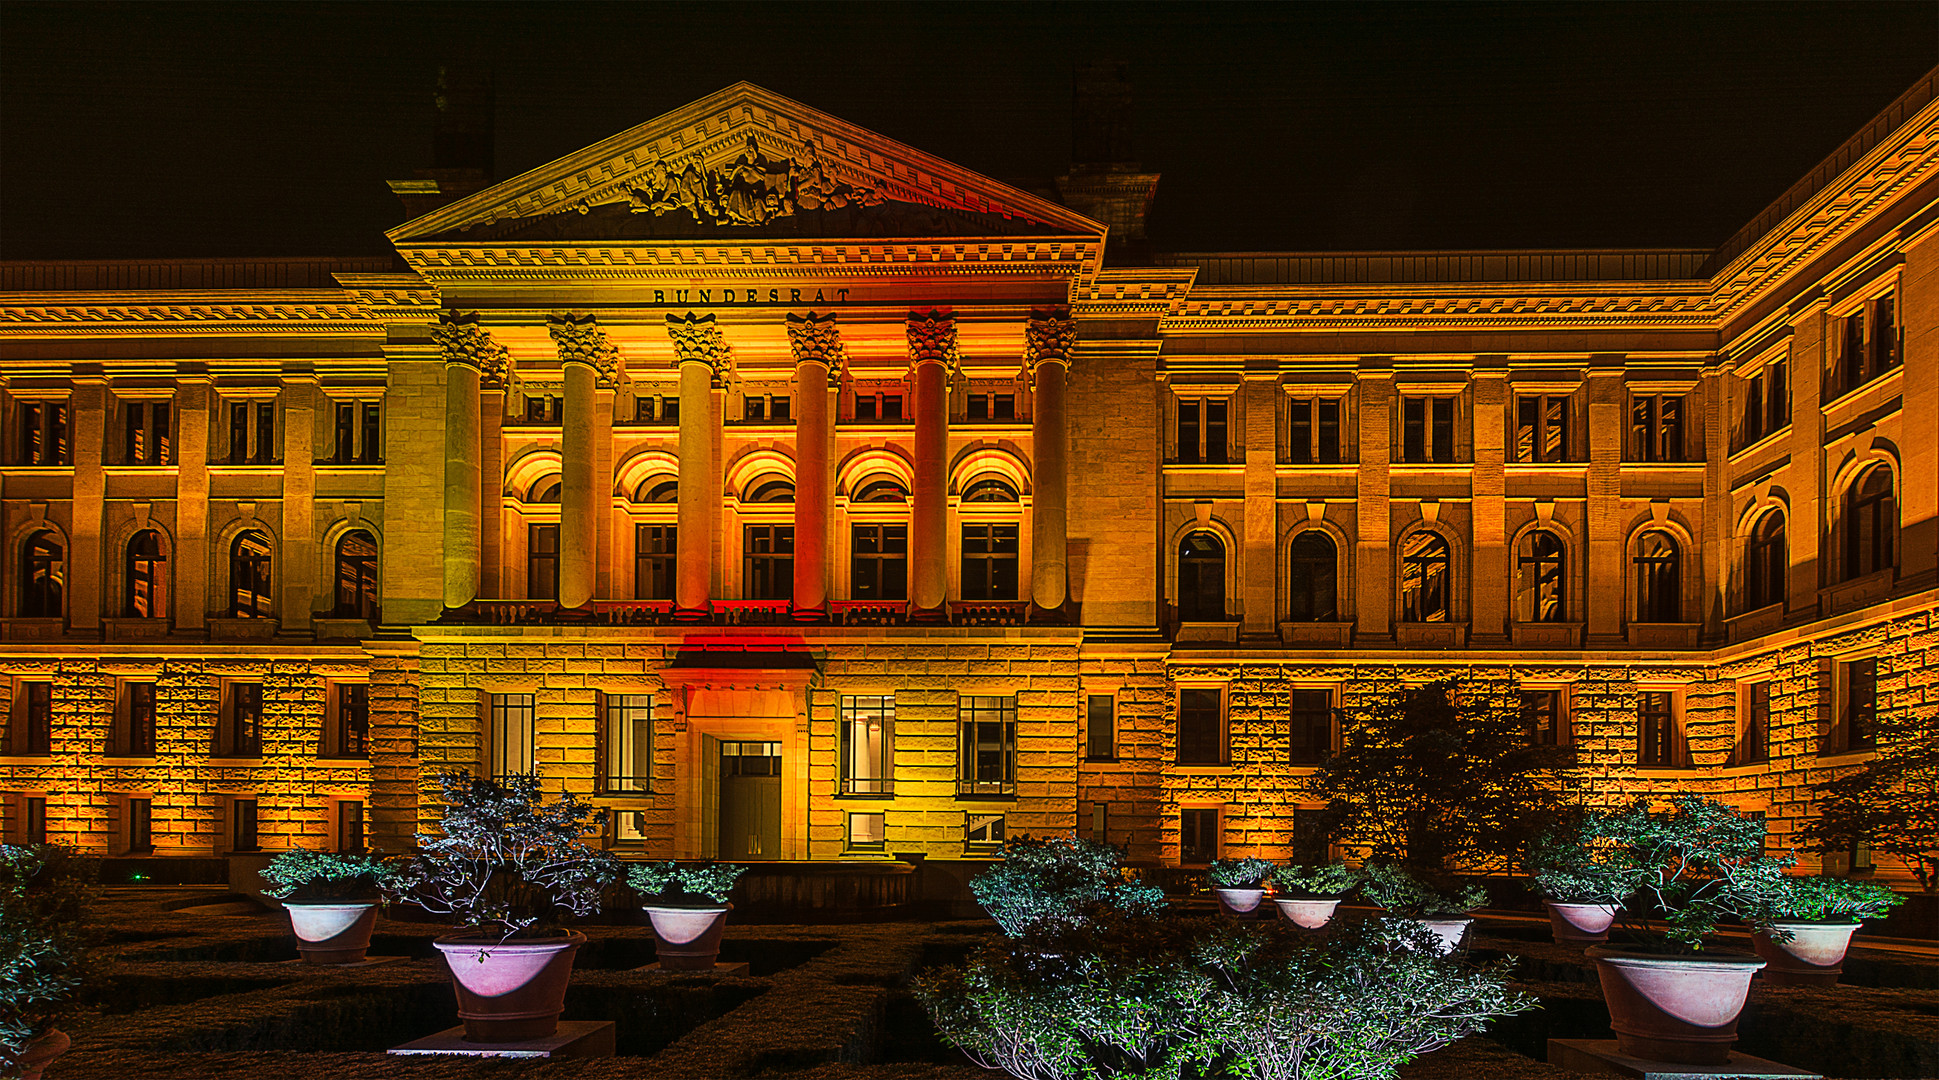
[1207, 857, 1275, 889]
[1358, 863, 1486, 918]
[1, 844, 98, 1071]
[1270, 862, 1361, 899]
[626, 861, 747, 905]
[917, 910, 1531, 1080]
[1525, 814, 1646, 905]
[1757, 875, 1903, 923]
[1586, 794, 1795, 951]
[969, 836, 1165, 937]
[257, 849, 396, 902]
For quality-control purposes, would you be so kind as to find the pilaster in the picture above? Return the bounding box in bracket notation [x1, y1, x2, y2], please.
[1470, 369, 1508, 644]
[1241, 374, 1277, 638]
[173, 376, 211, 632]
[378, 333, 447, 627]
[1585, 361, 1627, 646]
[1354, 368, 1392, 642]
[279, 373, 318, 633]
[68, 376, 106, 632]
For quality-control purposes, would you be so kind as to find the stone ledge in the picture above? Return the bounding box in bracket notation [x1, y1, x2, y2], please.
[388, 1020, 615, 1058]
[1547, 1038, 1820, 1079]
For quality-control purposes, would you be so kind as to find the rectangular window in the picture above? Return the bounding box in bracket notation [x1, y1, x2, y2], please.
[1739, 681, 1770, 766]
[1843, 658, 1878, 752]
[771, 396, 790, 422]
[1084, 694, 1116, 761]
[598, 693, 652, 794]
[223, 683, 263, 758]
[744, 525, 795, 600]
[1084, 801, 1108, 842]
[1638, 690, 1678, 767]
[1180, 808, 1219, 865]
[231, 798, 260, 853]
[123, 400, 171, 465]
[961, 524, 1019, 601]
[1873, 294, 1899, 372]
[25, 797, 46, 845]
[957, 695, 1017, 796]
[966, 811, 1006, 851]
[229, 402, 250, 463]
[528, 524, 559, 600]
[847, 811, 886, 852]
[851, 525, 908, 601]
[881, 394, 903, 420]
[967, 393, 988, 420]
[253, 402, 276, 464]
[10, 682, 52, 756]
[1521, 689, 1565, 747]
[1288, 688, 1331, 765]
[744, 396, 766, 422]
[1174, 397, 1229, 464]
[335, 403, 356, 462]
[1177, 687, 1225, 765]
[1515, 395, 1571, 463]
[128, 797, 153, 853]
[488, 693, 536, 780]
[635, 524, 677, 600]
[992, 393, 1015, 420]
[1177, 399, 1200, 463]
[1739, 362, 1789, 449]
[1291, 808, 1329, 862]
[840, 695, 894, 795]
[337, 800, 366, 853]
[523, 396, 560, 423]
[854, 394, 877, 420]
[359, 403, 382, 463]
[17, 401, 70, 465]
[332, 684, 369, 758]
[1630, 394, 1686, 462]
[1401, 396, 1456, 463]
[1288, 398, 1344, 464]
[127, 681, 157, 757]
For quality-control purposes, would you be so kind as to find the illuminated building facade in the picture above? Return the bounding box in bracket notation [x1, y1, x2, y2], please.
[2, 77, 1935, 882]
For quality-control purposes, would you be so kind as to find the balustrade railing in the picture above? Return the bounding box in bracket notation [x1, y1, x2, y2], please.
[441, 598, 1038, 627]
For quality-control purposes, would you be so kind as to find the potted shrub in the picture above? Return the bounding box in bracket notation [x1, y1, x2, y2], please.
[1358, 863, 1486, 954]
[1583, 795, 1794, 1065]
[1526, 818, 1644, 945]
[258, 848, 396, 964]
[1, 844, 97, 1080]
[1269, 862, 1360, 929]
[383, 771, 620, 1042]
[968, 835, 1165, 937]
[1750, 875, 1903, 985]
[1206, 857, 1275, 917]
[627, 862, 747, 970]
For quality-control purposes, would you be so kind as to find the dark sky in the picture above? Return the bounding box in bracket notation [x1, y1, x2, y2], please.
[4, 2, 1936, 259]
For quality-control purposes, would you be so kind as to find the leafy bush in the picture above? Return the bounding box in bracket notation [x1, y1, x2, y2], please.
[257, 849, 396, 902]
[969, 836, 1165, 938]
[382, 771, 621, 944]
[1797, 694, 1939, 892]
[626, 861, 747, 905]
[917, 910, 1532, 1080]
[1756, 875, 1903, 923]
[1207, 857, 1276, 889]
[1358, 863, 1486, 918]
[1270, 862, 1361, 899]
[1586, 794, 1794, 951]
[1, 844, 98, 1071]
[1525, 814, 1647, 905]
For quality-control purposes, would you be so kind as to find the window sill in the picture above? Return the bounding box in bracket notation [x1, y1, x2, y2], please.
[835, 791, 895, 801]
[1814, 748, 1878, 766]
[1728, 425, 1792, 462]
[842, 847, 891, 857]
[208, 756, 266, 765]
[102, 464, 180, 476]
[1634, 766, 1703, 776]
[315, 462, 386, 472]
[99, 756, 159, 765]
[1619, 460, 1705, 469]
[0, 465, 75, 474]
[955, 792, 1018, 802]
[1081, 756, 1119, 765]
[0, 755, 55, 765]
[207, 463, 285, 472]
[1822, 367, 1902, 412]
[1172, 764, 1235, 774]
[316, 754, 371, 763]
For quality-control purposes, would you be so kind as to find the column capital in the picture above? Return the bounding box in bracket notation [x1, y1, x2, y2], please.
[547, 312, 624, 389]
[665, 311, 731, 373]
[433, 310, 513, 388]
[1023, 305, 1076, 372]
[785, 311, 848, 374]
[905, 308, 961, 371]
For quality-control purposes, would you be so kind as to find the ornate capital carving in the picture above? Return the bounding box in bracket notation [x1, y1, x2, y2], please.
[665, 312, 730, 371]
[432, 310, 512, 389]
[546, 312, 622, 389]
[785, 311, 847, 374]
[905, 308, 960, 370]
[1023, 305, 1076, 371]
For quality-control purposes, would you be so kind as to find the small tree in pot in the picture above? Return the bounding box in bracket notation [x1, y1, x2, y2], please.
[1526, 815, 1645, 945]
[383, 771, 621, 1042]
[1206, 857, 1276, 918]
[968, 835, 1165, 937]
[1358, 863, 1487, 955]
[627, 862, 747, 971]
[1269, 862, 1360, 929]
[1, 844, 98, 1080]
[1749, 875, 1902, 985]
[258, 849, 397, 964]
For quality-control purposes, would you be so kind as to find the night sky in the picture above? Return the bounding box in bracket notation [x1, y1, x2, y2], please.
[3, 2, 1936, 260]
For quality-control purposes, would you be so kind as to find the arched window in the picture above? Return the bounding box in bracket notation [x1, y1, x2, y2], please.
[1399, 531, 1451, 622]
[1746, 512, 1787, 612]
[20, 531, 63, 619]
[638, 478, 679, 503]
[1633, 531, 1681, 623]
[963, 477, 1019, 503]
[531, 477, 562, 503]
[126, 529, 168, 619]
[334, 530, 379, 621]
[1843, 465, 1895, 580]
[748, 478, 795, 503]
[1177, 532, 1226, 622]
[229, 531, 273, 618]
[854, 478, 908, 503]
[1516, 530, 1566, 623]
[1287, 532, 1337, 622]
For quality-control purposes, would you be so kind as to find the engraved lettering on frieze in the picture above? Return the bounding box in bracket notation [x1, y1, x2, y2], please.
[545, 312, 624, 389]
[626, 136, 885, 227]
[433, 310, 513, 389]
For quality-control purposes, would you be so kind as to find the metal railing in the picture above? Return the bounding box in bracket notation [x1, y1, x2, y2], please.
[442, 598, 1042, 628]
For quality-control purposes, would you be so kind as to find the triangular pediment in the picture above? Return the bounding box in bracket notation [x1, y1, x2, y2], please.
[388, 82, 1106, 245]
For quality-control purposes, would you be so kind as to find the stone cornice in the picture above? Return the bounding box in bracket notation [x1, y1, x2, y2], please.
[392, 240, 1099, 282]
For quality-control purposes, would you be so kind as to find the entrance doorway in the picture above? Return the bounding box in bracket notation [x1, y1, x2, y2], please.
[718, 740, 782, 860]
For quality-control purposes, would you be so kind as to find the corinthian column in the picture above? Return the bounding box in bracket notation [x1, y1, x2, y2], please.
[547, 313, 622, 610]
[666, 313, 729, 618]
[1025, 307, 1075, 616]
[787, 312, 845, 619]
[907, 310, 959, 617]
[433, 312, 509, 610]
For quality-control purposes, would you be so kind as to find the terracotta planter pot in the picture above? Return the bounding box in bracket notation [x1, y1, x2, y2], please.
[433, 931, 585, 1042]
[1753, 920, 1860, 986]
[1213, 887, 1267, 917]
[16, 1028, 70, 1080]
[1587, 946, 1765, 1065]
[1273, 897, 1342, 929]
[642, 902, 731, 970]
[1545, 901, 1621, 944]
[286, 901, 379, 964]
[1412, 916, 1473, 955]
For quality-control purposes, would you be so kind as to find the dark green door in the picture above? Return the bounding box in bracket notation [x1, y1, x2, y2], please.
[718, 741, 782, 860]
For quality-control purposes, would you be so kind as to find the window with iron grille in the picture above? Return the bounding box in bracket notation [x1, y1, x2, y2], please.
[488, 693, 536, 780]
[840, 696, 893, 795]
[598, 693, 652, 794]
[957, 696, 1017, 796]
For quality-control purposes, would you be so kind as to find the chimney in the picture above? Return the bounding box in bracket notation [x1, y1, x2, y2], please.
[390, 67, 497, 221]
